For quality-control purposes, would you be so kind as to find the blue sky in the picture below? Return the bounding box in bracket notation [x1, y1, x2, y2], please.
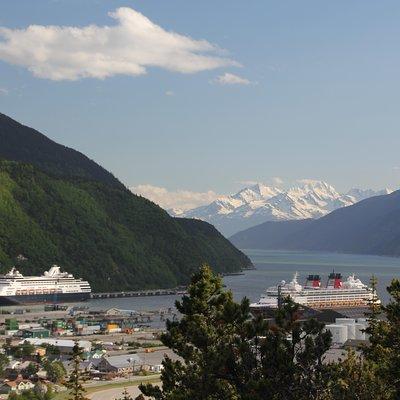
[0, 0, 399, 209]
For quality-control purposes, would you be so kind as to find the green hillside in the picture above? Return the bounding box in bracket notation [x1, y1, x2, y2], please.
[0, 113, 252, 291]
[0, 113, 121, 187]
[0, 160, 251, 291]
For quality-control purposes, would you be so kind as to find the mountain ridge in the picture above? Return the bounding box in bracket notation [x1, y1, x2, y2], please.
[230, 189, 400, 257]
[0, 113, 252, 290]
[0, 113, 122, 188]
[173, 180, 392, 236]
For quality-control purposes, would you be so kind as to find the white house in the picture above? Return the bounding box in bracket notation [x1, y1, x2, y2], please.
[0, 379, 35, 394]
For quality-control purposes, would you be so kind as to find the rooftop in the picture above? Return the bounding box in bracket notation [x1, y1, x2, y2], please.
[103, 354, 142, 368]
[20, 338, 91, 350]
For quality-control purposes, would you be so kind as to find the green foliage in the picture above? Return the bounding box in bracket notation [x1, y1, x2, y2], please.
[43, 360, 66, 383]
[139, 265, 332, 400]
[11, 341, 35, 358]
[0, 352, 8, 377]
[8, 385, 54, 400]
[0, 112, 121, 188]
[42, 344, 60, 357]
[325, 350, 390, 400]
[116, 388, 133, 400]
[22, 362, 39, 378]
[65, 343, 89, 400]
[0, 161, 251, 291]
[252, 300, 332, 400]
[135, 272, 400, 400]
[361, 278, 400, 398]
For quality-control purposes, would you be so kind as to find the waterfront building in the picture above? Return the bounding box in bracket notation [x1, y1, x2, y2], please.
[22, 328, 50, 339]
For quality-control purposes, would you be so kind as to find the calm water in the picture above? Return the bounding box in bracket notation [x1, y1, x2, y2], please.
[224, 249, 400, 304]
[85, 249, 400, 312]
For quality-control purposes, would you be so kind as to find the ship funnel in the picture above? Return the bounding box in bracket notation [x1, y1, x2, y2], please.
[306, 274, 321, 288]
[327, 272, 342, 289]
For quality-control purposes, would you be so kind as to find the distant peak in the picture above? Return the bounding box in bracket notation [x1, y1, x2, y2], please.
[234, 182, 281, 202]
[346, 187, 394, 202]
[296, 179, 332, 189]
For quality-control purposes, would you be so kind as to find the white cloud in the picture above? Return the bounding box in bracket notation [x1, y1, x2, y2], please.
[272, 177, 284, 186]
[165, 90, 174, 96]
[297, 179, 320, 185]
[130, 184, 220, 212]
[238, 180, 258, 186]
[214, 72, 251, 85]
[239, 177, 284, 187]
[0, 7, 238, 81]
[0, 87, 8, 95]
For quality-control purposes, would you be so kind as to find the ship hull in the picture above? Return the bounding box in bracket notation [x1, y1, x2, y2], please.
[0, 292, 91, 306]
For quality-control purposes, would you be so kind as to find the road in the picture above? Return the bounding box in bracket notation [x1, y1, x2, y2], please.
[88, 384, 146, 400]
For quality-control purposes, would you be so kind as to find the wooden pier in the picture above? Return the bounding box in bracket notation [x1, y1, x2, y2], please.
[90, 287, 187, 300]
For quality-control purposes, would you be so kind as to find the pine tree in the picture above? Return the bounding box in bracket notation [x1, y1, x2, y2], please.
[363, 279, 400, 398]
[139, 265, 332, 400]
[249, 298, 331, 400]
[139, 264, 252, 399]
[325, 349, 390, 400]
[117, 388, 133, 400]
[364, 275, 384, 357]
[65, 342, 89, 400]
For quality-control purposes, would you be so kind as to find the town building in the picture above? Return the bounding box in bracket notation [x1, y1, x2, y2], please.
[20, 338, 91, 354]
[0, 379, 35, 395]
[22, 327, 51, 339]
[97, 354, 142, 375]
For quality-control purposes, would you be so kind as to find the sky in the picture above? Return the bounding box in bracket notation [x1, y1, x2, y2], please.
[0, 0, 399, 211]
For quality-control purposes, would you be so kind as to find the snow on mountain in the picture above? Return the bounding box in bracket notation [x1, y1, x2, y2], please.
[346, 188, 393, 202]
[172, 181, 393, 236]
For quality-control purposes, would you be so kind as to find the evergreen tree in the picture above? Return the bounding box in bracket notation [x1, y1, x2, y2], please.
[325, 349, 390, 400]
[21, 362, 39, 379]
[44, 360, 66, 383]
[116, 388, 133, 400]
[0, 352, 9, 378]
[65, 343, 89, 400]
[139, 265, 332, 400]
[140, 265, 251, 399]
[8, 388, 54, 400]
[363, 279, 400, 398]
[248, 298, 331, 400]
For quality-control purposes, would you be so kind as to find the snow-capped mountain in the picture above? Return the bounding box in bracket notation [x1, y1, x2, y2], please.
[172, 181, 393, 236]
[346, 188, 392, 202]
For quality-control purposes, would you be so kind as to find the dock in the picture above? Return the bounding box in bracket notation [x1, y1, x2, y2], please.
[90, 287, 187, 300]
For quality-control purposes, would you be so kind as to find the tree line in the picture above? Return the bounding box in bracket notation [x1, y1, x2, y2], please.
[137, 265, 397, 400]
[10, 265, 398, 399]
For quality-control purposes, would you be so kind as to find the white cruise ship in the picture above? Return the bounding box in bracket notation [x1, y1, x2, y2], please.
[0, 266, 91, 305]
[250, 272, 379, 312]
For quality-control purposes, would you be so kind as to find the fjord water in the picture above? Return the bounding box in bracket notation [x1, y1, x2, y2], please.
[87, 249, 400, 312]
[224, 249, 400, 304]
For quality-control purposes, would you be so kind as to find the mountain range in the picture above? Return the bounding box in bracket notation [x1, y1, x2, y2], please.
[230, 189, 400, 257]
[172, 181, 392, 236]
[0, 113, 251, 291]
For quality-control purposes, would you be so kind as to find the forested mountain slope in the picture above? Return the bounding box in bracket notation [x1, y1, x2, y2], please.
[0, 113, 121, 187]
[0, 115, 251, 291]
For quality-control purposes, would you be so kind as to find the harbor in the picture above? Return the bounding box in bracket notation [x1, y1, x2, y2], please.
[90, 287, 187, 299]
[0, 249, 398, 335]
[0, 249, 397, 399]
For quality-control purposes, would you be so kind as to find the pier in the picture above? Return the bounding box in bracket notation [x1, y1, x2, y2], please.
[90, 287, 187, 300]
